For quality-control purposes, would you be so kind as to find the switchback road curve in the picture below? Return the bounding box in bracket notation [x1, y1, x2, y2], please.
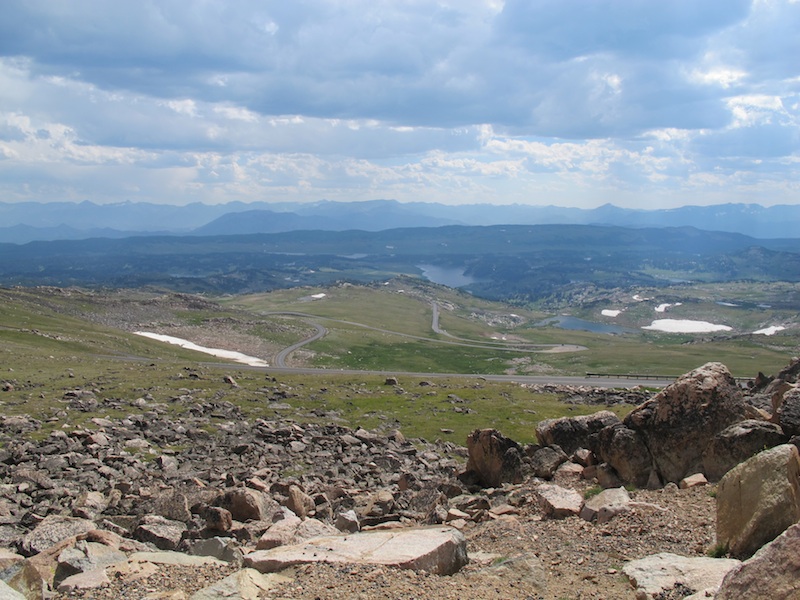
[267, 307, 585, 368]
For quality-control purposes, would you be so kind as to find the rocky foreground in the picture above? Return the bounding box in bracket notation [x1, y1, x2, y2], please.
[1, 361, 800, 599]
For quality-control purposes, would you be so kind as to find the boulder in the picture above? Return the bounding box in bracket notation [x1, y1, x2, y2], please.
[203, 507, 233, 533]
[219, 488, 278, 523]
[716, 523, 800, 600]
[284, 485, 315, 519]
[534, 484, 583, 519]
[623, 553, 740, 599]
[255, 509, 302, 550]
[594, 424, 653, 488]
[0, 581, 25, 600]
[188, 537, 242, 564]
[190, 568, 291, 599]
[702, 419, 788, 481]
[529, 445, 568, 479]
[19, 516, 95, 556]
[55, 540, 127, 584]
[535, 411, 621, 456]
[460, 429, 523, 488]
[244, 526, 467, 575]
[580, 487, 631, 523]
[679, 473, 708, 489]
[716, 444, 800, 558]
[778, 386, 800, 437]
[134, 516, 188, 551]
[624, 362, 746, 483]
[334, 510, 359, 533]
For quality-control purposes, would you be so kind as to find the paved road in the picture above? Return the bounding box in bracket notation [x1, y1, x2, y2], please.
[256, 309, 672, 388]
[273, 321, 327, 368]
[201, 362, 673, 388]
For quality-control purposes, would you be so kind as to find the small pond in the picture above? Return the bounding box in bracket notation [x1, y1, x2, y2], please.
[536, 315, 630, 334]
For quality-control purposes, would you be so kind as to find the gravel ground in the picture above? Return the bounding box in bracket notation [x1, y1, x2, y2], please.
[56, 484, 716, 600]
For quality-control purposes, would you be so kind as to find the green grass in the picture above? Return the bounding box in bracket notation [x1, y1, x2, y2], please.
[2, 280, 799, 446]
[706, 542, 729, 558]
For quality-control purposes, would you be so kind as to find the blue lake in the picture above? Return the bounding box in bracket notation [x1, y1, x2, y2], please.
[536, 316, 630, 335]
[417, 264, 477, 288]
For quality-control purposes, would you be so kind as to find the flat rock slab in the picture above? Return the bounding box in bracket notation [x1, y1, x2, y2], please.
[0, 580, 25, 600]
[624, 552, 740, 599]
[535, 483, 584, 518]
[244, 526, 467, 575]
[190, 569, 291, 600]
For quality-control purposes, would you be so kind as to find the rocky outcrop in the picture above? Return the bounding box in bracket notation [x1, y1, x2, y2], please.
[594, 423, 654, 488]
[702, 419, 788, 481]
[624, 362, 746, 484]
[460, 429, 524, 488]
[535, 410, 621, 455]
[528, 445, 568, 479]
[716, 444, 800, 558]
[5, 357, 800, 597]
[777, 386, 800, 437]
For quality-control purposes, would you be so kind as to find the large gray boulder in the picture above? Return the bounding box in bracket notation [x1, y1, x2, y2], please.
[702, 419, 788, 481]
[624, 362, 746, 484]
[535, 410, 621, 455]
[716, 444, 800, 558]
[716, 523, 800, 600]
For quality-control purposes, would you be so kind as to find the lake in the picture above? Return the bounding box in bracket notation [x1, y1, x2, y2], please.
[537, 316, 630, 334]
[417, 264, 477, 288]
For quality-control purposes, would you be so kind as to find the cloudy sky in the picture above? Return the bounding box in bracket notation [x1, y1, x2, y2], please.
[0, 0, 798, 209]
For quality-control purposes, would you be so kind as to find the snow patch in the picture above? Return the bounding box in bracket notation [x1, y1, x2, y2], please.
[310, 293, 327, 299]
[134, 332, 268, 367]
[753, 325, 786, 336]
[642, 319, 732, 333]
[655, 302, 682, 313]
[601, 309, 622, 317]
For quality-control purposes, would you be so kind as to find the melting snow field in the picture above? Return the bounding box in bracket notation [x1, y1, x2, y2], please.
[655, 302, 682, 313]
[642, 319, 732, 333]
[753, 325, 786, 336]
[601, 309, 622, 317]
[134, 332, 268, 367]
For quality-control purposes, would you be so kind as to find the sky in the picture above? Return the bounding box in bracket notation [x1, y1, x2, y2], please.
[0, 0, 798, 209]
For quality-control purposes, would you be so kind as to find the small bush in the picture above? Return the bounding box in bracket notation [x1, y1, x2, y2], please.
[706, 542, 728, 558]
[583, 485, 603, 499]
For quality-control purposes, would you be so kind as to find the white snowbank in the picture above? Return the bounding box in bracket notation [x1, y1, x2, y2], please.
[134, 332, 268, 367]
[753, 325, 786, 336]
[601, 309, 622, 317]
[310, 293, 327, 299]
[655, 302, 682, 313]
[642, 319, 732, 333]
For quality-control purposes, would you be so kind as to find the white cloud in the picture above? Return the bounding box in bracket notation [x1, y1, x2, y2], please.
[0, 1, 796, 208]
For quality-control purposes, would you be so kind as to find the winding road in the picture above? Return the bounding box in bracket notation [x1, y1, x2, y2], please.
[267, 302, 586, 368]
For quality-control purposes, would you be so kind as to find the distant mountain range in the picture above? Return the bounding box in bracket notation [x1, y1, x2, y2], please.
[0, 199, 798, 243]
